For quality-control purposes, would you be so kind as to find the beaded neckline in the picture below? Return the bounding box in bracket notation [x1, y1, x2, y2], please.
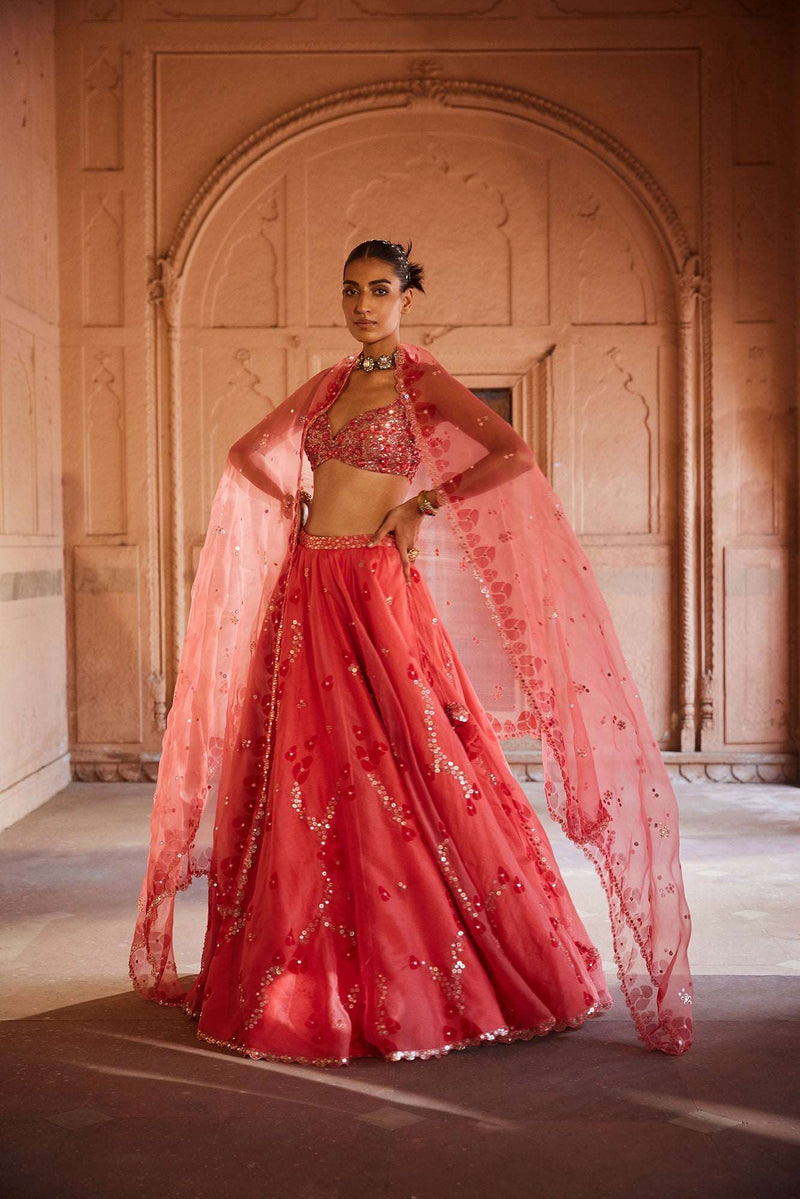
[303, 346, 420, 483]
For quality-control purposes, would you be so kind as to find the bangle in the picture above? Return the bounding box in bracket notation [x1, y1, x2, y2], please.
[416, 490, 438, 516]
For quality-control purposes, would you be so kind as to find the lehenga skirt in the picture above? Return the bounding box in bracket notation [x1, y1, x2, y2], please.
[183, 529, 612, 1066]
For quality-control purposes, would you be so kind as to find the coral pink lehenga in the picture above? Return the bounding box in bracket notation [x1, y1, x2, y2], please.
[130, 342, 693, 1064]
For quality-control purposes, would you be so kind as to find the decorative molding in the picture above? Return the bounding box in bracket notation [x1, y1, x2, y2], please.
[510, 750, 797, 785]
[70, 747, 797, 786]
[72, 755, 161, 783]
[82, 46, 123, 171]
[156, 72, 693, 289]
[541, 0, 697, 12]
[676, 251, 709, 751]
[84, 348, 126, 535]
[142, 49, 165, 745]
[340, 0, 511, 15]
[677, 252, 709, 323]
[83, 191, 124, 326]
[82, 0, 122, 18]
[147, 672, 167, 731]
[144, 0, 310, 17]
[698, 49, 717, 751]
[148, 253, 185, 326]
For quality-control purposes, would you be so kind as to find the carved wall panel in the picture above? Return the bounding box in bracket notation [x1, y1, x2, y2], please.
[342, 144, 512, 327]
[144, 0, 312, 16]
[178, 338, 290, 616]
[82, 0, 123, 18]
[203, 347, 278, 517]
[0, 321, 37, 537]
[74, 544, 142, 743]
[733, 343, 791, 538]
[203, 179, 286, 328]
[549, 156, 669, 328]
[571, 194, 652, 326]
[569, 344, 662, 536]
[306, 133, 549, 328]
[35, 338, 59, 539]
[535, 0, 702, 12]
[733, 166, 777, 323]
[82, 191, 124, 326]
[723, 546, 790, 744]
[83, 347, 126, 536]
[337, 0, 516, 15]
[1, 1, 58, 317]
[587, 544, 675, 742]
[82, 45, 123, 170]
[733, 38, 778, 165]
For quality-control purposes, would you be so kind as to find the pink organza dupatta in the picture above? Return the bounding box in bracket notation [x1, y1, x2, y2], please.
[395, 343, 693, 1055]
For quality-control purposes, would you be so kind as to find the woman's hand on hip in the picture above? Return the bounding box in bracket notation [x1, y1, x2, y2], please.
[368, 497, 423, 585]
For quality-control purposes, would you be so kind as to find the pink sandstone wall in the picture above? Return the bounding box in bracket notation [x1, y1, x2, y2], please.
[46, 0, 798, 787]
[0, 0, 70, 828]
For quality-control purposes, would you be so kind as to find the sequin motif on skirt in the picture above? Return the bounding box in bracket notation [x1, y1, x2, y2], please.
[181, 532, 612, 1067]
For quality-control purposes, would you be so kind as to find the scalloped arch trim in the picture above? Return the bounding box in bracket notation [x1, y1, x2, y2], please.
[162, 75, 693, 292]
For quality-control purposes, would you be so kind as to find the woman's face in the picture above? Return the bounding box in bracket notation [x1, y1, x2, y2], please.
[341, 256, 413, 348]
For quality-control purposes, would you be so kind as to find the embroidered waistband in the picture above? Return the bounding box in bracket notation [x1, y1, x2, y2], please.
[298, 529, 395, 551]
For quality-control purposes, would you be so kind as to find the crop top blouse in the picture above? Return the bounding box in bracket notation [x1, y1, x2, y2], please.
[304, 399, 421, 483]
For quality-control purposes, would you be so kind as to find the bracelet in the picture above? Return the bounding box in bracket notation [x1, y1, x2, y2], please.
[416, 489, 439, 516]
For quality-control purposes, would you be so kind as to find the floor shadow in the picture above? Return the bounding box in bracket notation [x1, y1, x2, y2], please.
[2, 976, 798, 1198]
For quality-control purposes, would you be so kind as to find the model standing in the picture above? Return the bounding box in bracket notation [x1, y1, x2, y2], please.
[131, 240, 693, 1064]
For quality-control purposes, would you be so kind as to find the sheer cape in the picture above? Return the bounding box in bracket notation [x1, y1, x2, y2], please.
[130, 341, 693, 1056]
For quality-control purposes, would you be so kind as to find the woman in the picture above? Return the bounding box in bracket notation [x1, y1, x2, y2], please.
[130, 240, 693, 1065]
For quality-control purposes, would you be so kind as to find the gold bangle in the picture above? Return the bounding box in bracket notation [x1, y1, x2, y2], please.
[417, 490, 438, 516]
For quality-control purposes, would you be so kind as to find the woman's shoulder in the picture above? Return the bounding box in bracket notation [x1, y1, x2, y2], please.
[398, 342, 446, 377]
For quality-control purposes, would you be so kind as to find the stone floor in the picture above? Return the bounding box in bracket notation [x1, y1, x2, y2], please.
[0, 780, 798, 1198]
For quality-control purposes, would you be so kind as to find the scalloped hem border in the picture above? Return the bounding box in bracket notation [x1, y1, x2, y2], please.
[186, 999, 612, 1069]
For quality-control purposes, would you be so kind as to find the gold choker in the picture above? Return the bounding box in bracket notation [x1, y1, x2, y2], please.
[355, 350, 397, 373]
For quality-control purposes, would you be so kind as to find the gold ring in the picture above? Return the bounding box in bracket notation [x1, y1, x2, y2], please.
[407, 545, 420, 562]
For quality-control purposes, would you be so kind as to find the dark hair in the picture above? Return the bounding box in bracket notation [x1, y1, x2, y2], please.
[343, 239, 425, 294]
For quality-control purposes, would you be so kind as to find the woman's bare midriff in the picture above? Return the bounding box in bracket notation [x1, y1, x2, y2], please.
[303, 458, 410, 537]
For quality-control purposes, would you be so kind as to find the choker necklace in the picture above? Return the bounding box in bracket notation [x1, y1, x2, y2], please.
[355, 349, 397, 373]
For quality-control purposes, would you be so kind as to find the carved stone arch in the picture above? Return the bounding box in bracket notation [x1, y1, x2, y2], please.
[152, 75, 706, 756]
[160, 77, 693, 308]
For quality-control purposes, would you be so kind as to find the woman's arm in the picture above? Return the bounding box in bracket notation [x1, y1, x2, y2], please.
[227, 439, 286, 502]
[369, 360, 536, 578]
[422, 362, 536, 505]
[227, 369, 328, 505]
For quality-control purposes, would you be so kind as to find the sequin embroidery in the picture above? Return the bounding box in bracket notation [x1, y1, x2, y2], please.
[298, 530, 395, 551]
[304, 400, 421, 483]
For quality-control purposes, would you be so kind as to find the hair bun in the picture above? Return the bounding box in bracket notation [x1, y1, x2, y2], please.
[343, 239, 425, 295]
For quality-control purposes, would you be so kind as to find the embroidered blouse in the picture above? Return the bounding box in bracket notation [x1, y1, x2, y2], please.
[304, 399, 421, 483]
